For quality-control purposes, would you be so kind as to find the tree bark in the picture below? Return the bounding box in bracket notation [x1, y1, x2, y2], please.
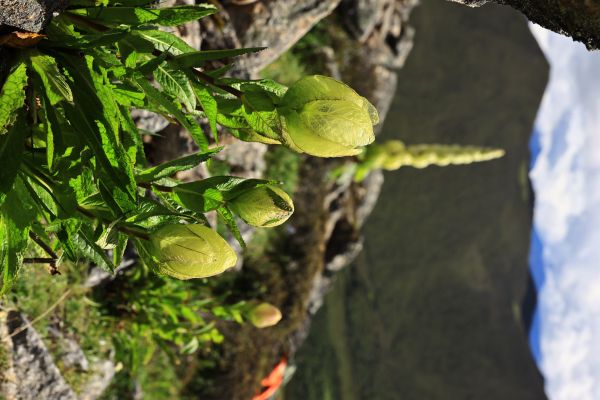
[449, 0, 600, 50]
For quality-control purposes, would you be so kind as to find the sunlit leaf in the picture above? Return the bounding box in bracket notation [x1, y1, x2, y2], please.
[0, 61, 28, 135]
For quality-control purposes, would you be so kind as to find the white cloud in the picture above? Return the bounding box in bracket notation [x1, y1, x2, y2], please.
[529, 24, 600, 400]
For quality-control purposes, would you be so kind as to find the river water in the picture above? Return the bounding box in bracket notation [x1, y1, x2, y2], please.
[287, 0, 549, 398]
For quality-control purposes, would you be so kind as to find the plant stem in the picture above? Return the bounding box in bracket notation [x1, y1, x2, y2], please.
[23, 258, 60, 275]
[138, 182, 174, 192]
[76, 206, 151, 241]
[23, 258, 55, 264]
[191, 69, 243, 98]
[29, 231, 58, 260]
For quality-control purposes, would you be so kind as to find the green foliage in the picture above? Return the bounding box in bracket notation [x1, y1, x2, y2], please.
[0, 2, 303, 292]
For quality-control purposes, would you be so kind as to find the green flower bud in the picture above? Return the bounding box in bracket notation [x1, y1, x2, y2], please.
[247, 302, 282, 329]
[278, 75, 379, 157]
[229, 185, 294, 228]
[149, 224, 237, 280]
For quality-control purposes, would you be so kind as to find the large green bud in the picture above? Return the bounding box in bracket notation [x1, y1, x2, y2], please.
[229, 185, 294, 228]
[149, 224, 237, 280]
[278, 75, 379, 157]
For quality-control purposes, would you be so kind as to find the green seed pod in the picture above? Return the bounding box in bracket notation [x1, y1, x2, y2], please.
[149, 224, 237, 280]
[247, 302, 282, 329]
[229, 185, 294, 228]
[278, 75, 379, 157]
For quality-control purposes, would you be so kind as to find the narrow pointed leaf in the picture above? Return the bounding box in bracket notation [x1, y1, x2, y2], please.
[0, 112, 27, 206]
[154, 62, 196, 112]
[218, 207, 245, 248]
[193, 82, 218, 141]
[136, 148, 221, 183]
[133, 29, 196, 55]
[69, 4, 217, 27]
[29, 52, 73, 105]
[173, 47, 265, 68]
[134, 74, 208, 151]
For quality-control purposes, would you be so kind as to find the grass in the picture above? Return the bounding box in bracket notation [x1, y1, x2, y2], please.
[0, 335, 8, 391]
[6, 263, 113, 393]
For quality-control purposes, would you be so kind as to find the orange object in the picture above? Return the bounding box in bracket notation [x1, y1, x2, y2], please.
[0, 31, 46, 48]
[252, 358, 287, 400]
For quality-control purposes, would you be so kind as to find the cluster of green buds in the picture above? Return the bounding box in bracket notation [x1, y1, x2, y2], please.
[277, 75, 379, 157]
[145, 180, 294, 280]
[355, 140, 505, 180]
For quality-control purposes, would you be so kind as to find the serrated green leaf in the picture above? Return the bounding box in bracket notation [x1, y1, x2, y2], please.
[133, 74, 208, 151]
[113, 232, 128, 266]
[68, 165, 96, 203]
[111, 84, 145, 107]
[218, 207, 245, 248]
[69, 4, 217, 27]
[173, 47, 265, 68]
[29, 52, 73, 105]
[59, 54, 137, 214]
[38, 92, 56, 171]
[125, 197, 204, 228]
[72, 225, 115, 272]
[192, 82, 218, 141]
[136, 148, 220, 183]
[133, 29, 196, 55]
[0, 177, 36, 293]
[118, 104, 146, 166]
[0, 61, 28, 135]
[244, 79, 288, 98]
[154, 62, 196, 112]
[218, 85, 282, 141]
[0, 111, 27, 206]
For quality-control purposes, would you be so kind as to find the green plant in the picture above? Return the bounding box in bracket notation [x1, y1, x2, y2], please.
[353, 140, 505, 181]
[1, 2, 380, 292]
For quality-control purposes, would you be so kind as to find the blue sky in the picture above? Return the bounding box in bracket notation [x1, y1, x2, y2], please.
[528, 24, 600, 400]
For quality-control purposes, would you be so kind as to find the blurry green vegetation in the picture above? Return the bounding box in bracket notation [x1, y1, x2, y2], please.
[260, 52, 307, 86]
[7, 264, 108, 393]
[264, 147, 301, 197]
[0, 336, 8, 389]
[4, 261, 248, 398]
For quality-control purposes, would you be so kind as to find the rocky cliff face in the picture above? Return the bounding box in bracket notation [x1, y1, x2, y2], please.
[449, 0, 600, 50]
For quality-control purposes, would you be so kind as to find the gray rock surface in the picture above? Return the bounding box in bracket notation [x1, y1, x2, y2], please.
[200, 0, 342, 76]
[48, 326, 89, 372]
[341, 0, 391, 42]
[338, 0, 418, 127]
[0, 0, 66, 33]
[1, 310, 77, 400]
[78, 360, 116, 400]
[448, 0, 600, 49]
